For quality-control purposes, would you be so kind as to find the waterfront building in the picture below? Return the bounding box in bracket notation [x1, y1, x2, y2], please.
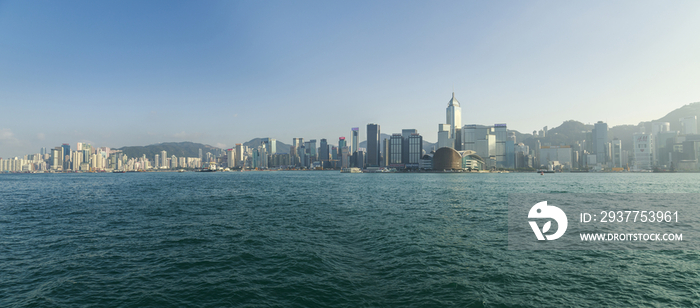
[351, 127, 359, 155]
[633, 132, 654, 170]
[367, 124, 380, 167]
[494, 124, 507, 167]
[355, 149, 366, 169]
[338, 137, 346, 158]
[227, 148, 234, 168]
[341, 146, 350, 168]
[161, 150, 167, 168]
[235, 144, 244, 167]
[389, 134, 402, 166]
[319, 139, 329, 161]
[432, 148, 485, 171]
[401, 129, 417, 164]
[308, 139, 317, 161]
[407, 133, 423, 169]
[612, 139, 623, 168]
[593, 121, 608, 165]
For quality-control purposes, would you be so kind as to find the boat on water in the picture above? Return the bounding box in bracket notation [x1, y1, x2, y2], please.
[112, 170, 126, 173]
[197, 163, 217, 172]
[340, 167, 362, 173]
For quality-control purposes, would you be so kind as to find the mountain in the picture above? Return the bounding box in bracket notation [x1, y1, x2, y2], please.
[242, 138, 293, 154]
[118, 142, 221, 159]
[640, 101, 700, 133]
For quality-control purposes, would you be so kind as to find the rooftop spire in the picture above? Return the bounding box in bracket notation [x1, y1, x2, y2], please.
[448, 92, 460, 107]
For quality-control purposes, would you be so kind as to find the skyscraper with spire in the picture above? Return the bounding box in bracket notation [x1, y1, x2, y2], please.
[446, 92, 461, 150]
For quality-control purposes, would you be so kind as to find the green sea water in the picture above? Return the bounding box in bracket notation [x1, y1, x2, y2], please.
[1, 172, 699, 307]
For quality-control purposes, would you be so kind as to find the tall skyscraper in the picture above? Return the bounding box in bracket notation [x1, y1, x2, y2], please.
[389, 134, 402, 165]
[401, 129, 417, 164]
[407, 133, 423, 167]
[351, 128, 359, 154]
[367, 124, 380, 167]
[633, 133, 654, 170]
[446, 92, 461, 149]
[611, 139, 622, 168]
[494, 124, 507, 167]
[293, 138, 303, 149]
[235, 144, 244, 167]
[61, 143, 70, 170]
[226, 148, 235, 167]
[593, 121, 608, 165]
[309, 139, 317, 159]
[161, 150, 168, 168]
[319, 139, 329, 161]
[261, 138, 277, 154]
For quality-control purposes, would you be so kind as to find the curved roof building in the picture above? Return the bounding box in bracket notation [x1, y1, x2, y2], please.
[432, 148, 485, 171]
[433, 147, 462, 170]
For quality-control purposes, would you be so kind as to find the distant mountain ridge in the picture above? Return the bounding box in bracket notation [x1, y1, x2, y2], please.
[118, 142, 221, 159]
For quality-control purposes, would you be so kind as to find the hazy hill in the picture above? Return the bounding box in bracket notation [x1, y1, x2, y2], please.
[242, 138, 292, 154]
[639, 102, 700, 133]
[118, 142, 221, 159]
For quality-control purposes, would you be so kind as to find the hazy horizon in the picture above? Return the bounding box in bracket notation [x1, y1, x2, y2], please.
[2, 1, 700, 157]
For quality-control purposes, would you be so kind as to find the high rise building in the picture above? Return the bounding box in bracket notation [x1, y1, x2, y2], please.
[261, 138, 277, 154]
[366, 124, 380, 167]
[593, 121, 608, 165]
[309, 139, 317, 160]
[356, 149, 366, 169]
[351, 128, 359, 155]
[446, 92, 461, 149]
[437, 124, 452, 149]
[338, 137, 346, 154]
[51, 148, 60, 170]
[407, 133, 423, 168]
[293, 138, 303, 149]
[235, 144, 244, 167]
[389, 134, 402, 165]
[494, 124, 507, 167]
[161, 150, 168, 168]
[61, 143, 70, 170]
[319, 139, 329, 161]
[401, 129, 417, 164]
[341, 146, 350, 168]
[612, 139, 622, 168]
[681, 116, 698, 135]
[633, 133, 654, 170]
[227, 148, 234, 168]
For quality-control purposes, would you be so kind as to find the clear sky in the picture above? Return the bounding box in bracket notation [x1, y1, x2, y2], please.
[1, 0, 700, 157]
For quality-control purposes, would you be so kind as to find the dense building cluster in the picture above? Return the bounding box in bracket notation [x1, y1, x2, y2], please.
[3, 94, 700, 173]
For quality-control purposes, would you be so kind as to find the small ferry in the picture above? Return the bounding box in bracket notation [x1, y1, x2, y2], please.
[340, 167, 362, 173]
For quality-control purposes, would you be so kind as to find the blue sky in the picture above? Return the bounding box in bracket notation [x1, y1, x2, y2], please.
[1, 0, 700, 157]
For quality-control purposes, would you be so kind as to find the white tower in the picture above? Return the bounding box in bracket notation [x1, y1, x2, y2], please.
[446, 92, 462, 149]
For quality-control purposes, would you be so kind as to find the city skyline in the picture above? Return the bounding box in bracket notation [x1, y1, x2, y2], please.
[2, 1, 700, 158]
